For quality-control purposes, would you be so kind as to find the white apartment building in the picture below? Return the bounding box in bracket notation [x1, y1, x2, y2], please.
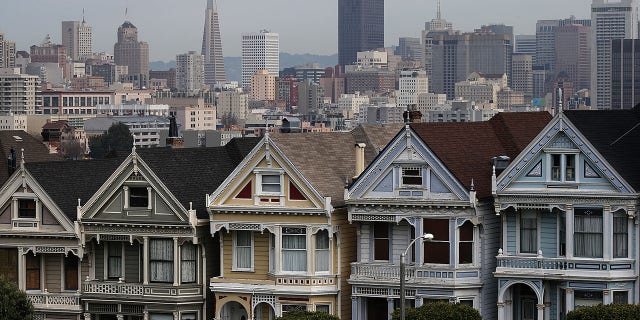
[176, 51, 205, 93]
[358, 103, 405, 124]
[61, 20, 93, 61]
[241, 30, 279, 91]
[455, 72, 508, 104]
[96, 104, 170, 116]
[0, 68, 40, 115]
[0, 115, 28, 131]
[338, 92, 370, 115]
[397, 69, 428, 109]
[84, 116, 169, 148]
[591, 0, 638, 109]
[176, 104, 217, 130]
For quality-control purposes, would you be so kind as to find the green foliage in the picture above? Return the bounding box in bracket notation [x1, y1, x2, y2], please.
[89, 122, 134, 159]
[391, 302, 482, 320]
[0, 276, 34, 320]
[566, 304, 640, 320]
[275, 309, 340, 320]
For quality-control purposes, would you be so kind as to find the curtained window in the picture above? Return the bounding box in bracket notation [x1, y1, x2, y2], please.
[26, 254, 40, 290]
[613, 213, 628, 258]
[64, 255, 79, 290]
[150, 239, 173, 283]
[373, 222, 389, 261]
[18, 199, 36, 218]
[424, 219, 449, 264]
[574, 209, 603, 258]
[181, 243, 197, 283]
[315, 230, 330, 272]
[520, 211, 537, 254]
[551, 154, 561, 181]
[458, 221, 474, 264]
[282, 227, 307, 272]
[234, 231, 253, 270]
[107, 243, 122, 279]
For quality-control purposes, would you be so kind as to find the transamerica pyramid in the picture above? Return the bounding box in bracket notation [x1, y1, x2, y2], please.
[202, 0, 226, 86]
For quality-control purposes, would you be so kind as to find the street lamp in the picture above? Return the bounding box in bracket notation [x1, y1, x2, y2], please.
[400, 233, 434, 320]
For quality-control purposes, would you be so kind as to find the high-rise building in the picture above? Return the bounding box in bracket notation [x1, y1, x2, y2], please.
[176, 51, 205, 93]
[511, 54, 534, 100]
[0, 68, 41, 115]
[397, 70, 428, 109]
[535, 17, 591, 71]
[0, 33, 16, 68]
[114, 20, 150, 89]
[591, 0, 638, 109]
[249, 69, 276, 101]
[241, 30, 279, 91]
[201, 0, 226, 86]
[30, 35, 68, 78]
[297, 79, 324, 114]
[514, 35, 536, 55]
[61, 18, 92, 61]
[611, 39, 640, 109]
[555, 24, 591, 91]
[338, 0, 384, 67]
[422, 1, 454, 84]
[319, 65, 345, 104]
[396, 37, 424, 63]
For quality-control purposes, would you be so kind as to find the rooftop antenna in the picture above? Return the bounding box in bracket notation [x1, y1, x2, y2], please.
[437, 0, 441, 20]
[125, 7, 128, 21]
[82, 8, 85, 23]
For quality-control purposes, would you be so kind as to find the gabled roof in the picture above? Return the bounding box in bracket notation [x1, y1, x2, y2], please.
[564, 107, 640, 191]
[270, 124, 401, 207]
[0, 130, 62, 185]
[42, 121, 69, 130]
[410, 112, 552, 199]
[136, 137, 261, 218]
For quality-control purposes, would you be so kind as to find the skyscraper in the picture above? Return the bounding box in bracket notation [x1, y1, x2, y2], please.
[591, 0, 638, 109]
[241, 30, 279, 92]
[176, 51, 205, 93]
[61, 18, 92, 61]
[555, 24, 591, 91]
[611, 39, 640, 109]
[201, 0, 226, 86]
[0, 33, 16, 68]
[535, 17, 591, 71]
[338, 0, 384, 67]
[114, 20, 150, 89]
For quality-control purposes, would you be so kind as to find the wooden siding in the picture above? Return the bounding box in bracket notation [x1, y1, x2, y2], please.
[333, 208, 356, 320]
[221, 231, 270, 280]
[540, 213, 557, 257]
[125, 242, 140, 282]
[359, 223, 370, 263]
[480, 202, 500, 320]
[94, 243, 104, 279]
[506, 214, 516, 254]
[45, 254, 62, 292]
[0, 204, 10, 224]
[391, 222, 411, 265]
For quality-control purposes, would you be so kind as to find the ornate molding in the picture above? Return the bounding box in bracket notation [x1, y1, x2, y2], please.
[83, 224, 193, 236]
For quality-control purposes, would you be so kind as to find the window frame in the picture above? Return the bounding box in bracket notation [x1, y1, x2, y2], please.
[25, 253, 41, 291]
[548, 152, 578, 183]
[128, 186, 149, 208]
[315, 230, 330, 273]
[423, 218, 450, 265]
[518, 210, 539, 255]
[281, 227, 307, 273]
[574, 208, 603, 258]
[17, 199, 37, 219]
[232, 230, 254, 272]
[106, 242, 123, 280]
[400, 166, 423, 187]
[373, 222, 390, 261]
[149, 238, 174, 283]
[64, 254, 79, 291]
[458, 221, 474, 264]
[613, 212, 629, 259]
[180, 243, 197, 283]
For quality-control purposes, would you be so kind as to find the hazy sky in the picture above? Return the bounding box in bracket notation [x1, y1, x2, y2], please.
[1, 0, 592, 61]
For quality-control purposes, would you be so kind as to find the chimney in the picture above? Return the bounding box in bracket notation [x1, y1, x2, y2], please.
[354, 143, 366, 178]
[403, 104, 422, 123]
[492, 156, 511, 176]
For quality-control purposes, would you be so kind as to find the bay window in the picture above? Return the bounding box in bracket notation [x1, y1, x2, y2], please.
[315, 230, 330, 272]
[520, 211, 537, 254]
[26, 254, 40, 290]
[574, 208, 603, 258]
[458, 221, 474, 264]
[150, 239, 173, 282]
[373, 222, 390, 261]
[613, 213, 628, 258]
[181, 243, 197, 283]
[107, 243, 122, 279]
[282, 227, 306, 272]
[424, 219, 449, 264]
[64, 255, 79, 290]
[233, 231, 253, 271]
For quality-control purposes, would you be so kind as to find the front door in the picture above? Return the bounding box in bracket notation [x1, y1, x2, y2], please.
[521, 298, 536, 320]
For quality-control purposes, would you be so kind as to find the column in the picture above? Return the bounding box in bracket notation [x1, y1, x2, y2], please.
[143, 237, 149, 285]
[565, 288, 574, 312]
[414, 219, 423, 264]
[77, 256, 82, 293]
[603, 289, 611, 305]
[147, 187, 153, 210]
[123, 186, 130, 208]
[173, 237, 179, 286]
[537, 304, 545, 320]
[603, 205, 612, 260]
[120, 242, 126, 281]
[17, 248, 25, 291]
[274, 228, 281, 273]
[386, 297, 394, 320]
[497, 301, 505, 320]
[351, 296, 359, 320]
[565, 205, 574, 258]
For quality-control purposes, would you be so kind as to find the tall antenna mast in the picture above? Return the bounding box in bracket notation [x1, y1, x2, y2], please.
[437, 0, 441, 20]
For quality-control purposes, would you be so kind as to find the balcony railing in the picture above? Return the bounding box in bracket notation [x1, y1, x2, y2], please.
[495, 254, 635, 278]
[349, 262, 481, 285]
[27, 292, 81, 311]
[82, 280, 202, 298]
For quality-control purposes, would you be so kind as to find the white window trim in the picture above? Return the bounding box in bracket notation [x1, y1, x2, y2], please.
[456, 221, 476, 267]
[232, 230, 254, 272]
[612, 211, 630, 259]
[611, 290, 631, 304]
[515, 210, 541, 255]
[399, 166, 424, 188]
[546, 151, 579, 183]
[314, 230, 331, 275]
[103, 242, 125, 281]
[280, 227, 309, 274]
[314, 303, 332, 314]
[11, 196, 41, 230]
[254, 169, 285, 205]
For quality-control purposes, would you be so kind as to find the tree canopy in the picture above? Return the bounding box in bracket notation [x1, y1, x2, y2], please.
[0, 276, 34, 320]
[391, 302, 482, 320]
[275, 310, 340, 320]
[89, 122, 134, 159]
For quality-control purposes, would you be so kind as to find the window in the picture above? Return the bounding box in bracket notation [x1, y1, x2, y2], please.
[0, 249, 18, 285]
[64, 255, 79, 290]
[550, 154, 576, 182]
[129, 187, 148, 208]
[234, 231, 253, 270]
[613, 291, 629, 304]
[551, 154, 561, 181]
[282, 304, 306, 314]
[574, 208, 603, 258]
[107, 243, 122, 279]
[18, 199, 36, 218]
[26, 254, 40, 290]
[181, 244, 197, 283]
[373, 222, 390, 261]
[574, 291, 602, 309]
[613, 213, 628, 258]
[520, 211, 537, 254]
[402, 167, 422, 186]
[150, 239, 173, 282]
[315, 304, 330, 314]
[315, 230, 330, 272]
[565, 154, 575, 181]
[424, 219, 450, 264]
[261, 175, 281, 193]
[282, 227, 306, 272]
[459, 221, 474, 264]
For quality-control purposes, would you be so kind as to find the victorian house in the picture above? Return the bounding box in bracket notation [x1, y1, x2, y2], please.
[493, 108, 640, 320]
[345, 112, 551, 320]
[207, 125, 400, 320]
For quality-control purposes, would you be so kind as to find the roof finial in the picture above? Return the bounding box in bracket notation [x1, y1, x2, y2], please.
[437, 0, 442, 20]
[557, 87, 563, 115]
[20, 148, 25, 167]
[470, 179, 475, 191]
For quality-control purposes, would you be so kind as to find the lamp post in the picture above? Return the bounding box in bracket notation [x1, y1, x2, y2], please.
[400, 233, 434, 320]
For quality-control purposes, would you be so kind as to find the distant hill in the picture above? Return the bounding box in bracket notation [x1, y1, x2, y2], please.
[150, 53, 338, 83]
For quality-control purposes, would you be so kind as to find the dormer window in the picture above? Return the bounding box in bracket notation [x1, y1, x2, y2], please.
[18, 199, 36, 218]
[401, 167, 422, 186]
[129, 187, 149, 208]
[254, 170, 285, 205]
[550, 153, 576, 182]
[261, 175, 281, 193]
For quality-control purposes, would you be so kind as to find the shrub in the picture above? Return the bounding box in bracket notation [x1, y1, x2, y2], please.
[391, 302, 482, 320]
[275, 309, 340, 320]
[566, 304, 640, 320]
[0, 276, 34, 320]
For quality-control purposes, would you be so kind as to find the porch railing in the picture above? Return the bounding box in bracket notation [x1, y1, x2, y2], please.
[349, 262, 480, 283]
[82, 280, 202, 298]
[496, 254, 635, 273]
[27, 292, 81, 311]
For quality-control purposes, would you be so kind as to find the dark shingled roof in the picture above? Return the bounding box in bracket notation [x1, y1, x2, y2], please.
[136, 137, 261, 218]
[411, 112, 552, 199]
[565, 108, 640, 191]
[0, 131, 62, 185]
[271, 124, 401, 207]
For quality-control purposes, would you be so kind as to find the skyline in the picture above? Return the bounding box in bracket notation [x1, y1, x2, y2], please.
[1, 0, 593, 61]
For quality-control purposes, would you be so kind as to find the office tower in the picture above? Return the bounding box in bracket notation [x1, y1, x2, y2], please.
[338, 0, 384, 67]
[514, 35, 536, 55]
[114, 20, 150, 89]
[241, 30, 279, 91]
[61, 18, 92, 61]
[611, 39, 640, 109]
[276, 75, 299, 110]
[297, 79, 324, 114]
[512, 54, 534, 100]
[535, 17, 591, 71]
[430, 31, 512, 99]
[422, 1, 454, 83]
[0, 33, 16, 68]
[592, 0, 638, 109]
[532, 66, 549, 100]
[176, 51, 205, 93]
[397, 70, 428, 109]
[555, 24, 591, 91]
[0, 68, 41, 115]
[319, 65, 345, 103]
[249, 69, 276, 101]
[396, 37, 424, 63]
[201, 0, 226, 86]
[424, 0, 453, 32]
[30, 35, 68, 78]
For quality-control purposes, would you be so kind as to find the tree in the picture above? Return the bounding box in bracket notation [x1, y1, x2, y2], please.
[391, 302, 482, 320]
[61, 140, 86, 160]
[275, 310, 340, 320]
[566, 304, 640, 320]
[0, 276, 34, 320]
[89, 122, 133, 159]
